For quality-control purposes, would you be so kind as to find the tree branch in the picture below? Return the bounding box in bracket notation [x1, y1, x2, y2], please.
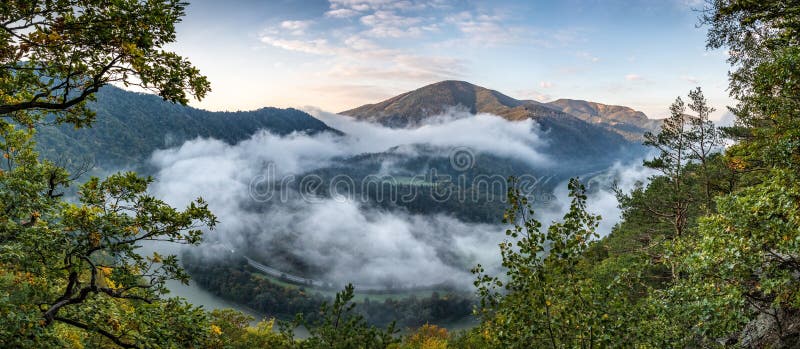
[53, 316, 137, 349]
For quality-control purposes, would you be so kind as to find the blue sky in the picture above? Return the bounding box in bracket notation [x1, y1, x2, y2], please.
[169, 0, 733, 119]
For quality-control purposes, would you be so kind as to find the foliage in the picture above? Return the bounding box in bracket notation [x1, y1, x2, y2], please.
[205, 309, 293, 349]
[282, 284, 400, 349]
[0, 121, 218, 347]
[473, 177, 635, 348]
[393, 324, 450, 349]
[681, 169, 800, 337]
[0, 0, 226, 347]
[0, 0, 210, 127]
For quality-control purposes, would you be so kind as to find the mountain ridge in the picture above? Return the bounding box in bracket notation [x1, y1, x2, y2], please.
[340, 80, 648, 163]
[545, 99, 661, 141]
[35, 86, 340, 171]
[340, 80, 659, 141]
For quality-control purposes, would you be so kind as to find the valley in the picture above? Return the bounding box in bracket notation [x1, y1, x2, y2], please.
[34, 80, 659, 327]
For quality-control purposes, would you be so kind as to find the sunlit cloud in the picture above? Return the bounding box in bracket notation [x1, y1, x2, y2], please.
[625, 73, 644, 81]
[279, 20, 313, 35]
[325, 8, 361, 18]
[260, 36, 337, 55]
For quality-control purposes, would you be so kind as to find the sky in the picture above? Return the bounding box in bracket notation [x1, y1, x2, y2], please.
[167, 0, 733, 119]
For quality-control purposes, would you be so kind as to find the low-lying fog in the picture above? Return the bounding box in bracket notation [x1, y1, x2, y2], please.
[148, 110, 654, 289]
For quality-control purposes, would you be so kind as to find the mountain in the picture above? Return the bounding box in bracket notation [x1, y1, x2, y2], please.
[35, 86, 339, 171]
[545, 99, 661, 141]
[340, 80, 645, 164]
[341, 80, 554, 127]
[340, 81, 660, 141]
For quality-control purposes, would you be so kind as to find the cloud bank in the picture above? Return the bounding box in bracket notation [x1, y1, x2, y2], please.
[149, 111, 647, 288]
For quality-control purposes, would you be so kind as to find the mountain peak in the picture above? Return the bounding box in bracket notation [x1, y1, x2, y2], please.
[340, 80, 533, 127]
[424, 79, 479, 88]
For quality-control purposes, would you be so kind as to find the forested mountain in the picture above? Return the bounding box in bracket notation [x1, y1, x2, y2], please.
[34, 86, 339, 170]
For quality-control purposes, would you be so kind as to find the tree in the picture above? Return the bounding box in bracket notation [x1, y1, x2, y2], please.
[205, 309, 293, 349]
[702, 0, 800, 172]
[474, 177, 632, 348]
[0, 124, 217, 347]
[0, 0, 210, 127]
[0, 0, 217, 347]
[685, 87, 724, 210]
[643, 96, 694, 239]
[666, 0, 800, 344]
[281, 284, 400, 349]
[397, 324, 450, 349]
[641, 87, 723, 238]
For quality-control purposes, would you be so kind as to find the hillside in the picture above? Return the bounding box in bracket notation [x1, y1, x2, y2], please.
[34, 86, 339, 171]
[545, 99, 661, 141]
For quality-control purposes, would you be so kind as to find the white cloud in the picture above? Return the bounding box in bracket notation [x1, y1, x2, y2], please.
[327, 62, 461, 81]
[259, 26, 464, 81]
[443, 11, 528, 47]
[342, 35, 380, 51]
[542, 160, 655, 238]
[677, 0, 707, 9]
[540, 81, 553, 89]
[625, 73, 643, 81]
[329, 0, 442, 12]
[260, 36, 336, 55]
[325, 8, 361, 18]
[279, 20, 312, 35]
[359, 10, 431, 38]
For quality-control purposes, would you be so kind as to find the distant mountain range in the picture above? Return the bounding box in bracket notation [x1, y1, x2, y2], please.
[35, 86, 338, 171]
